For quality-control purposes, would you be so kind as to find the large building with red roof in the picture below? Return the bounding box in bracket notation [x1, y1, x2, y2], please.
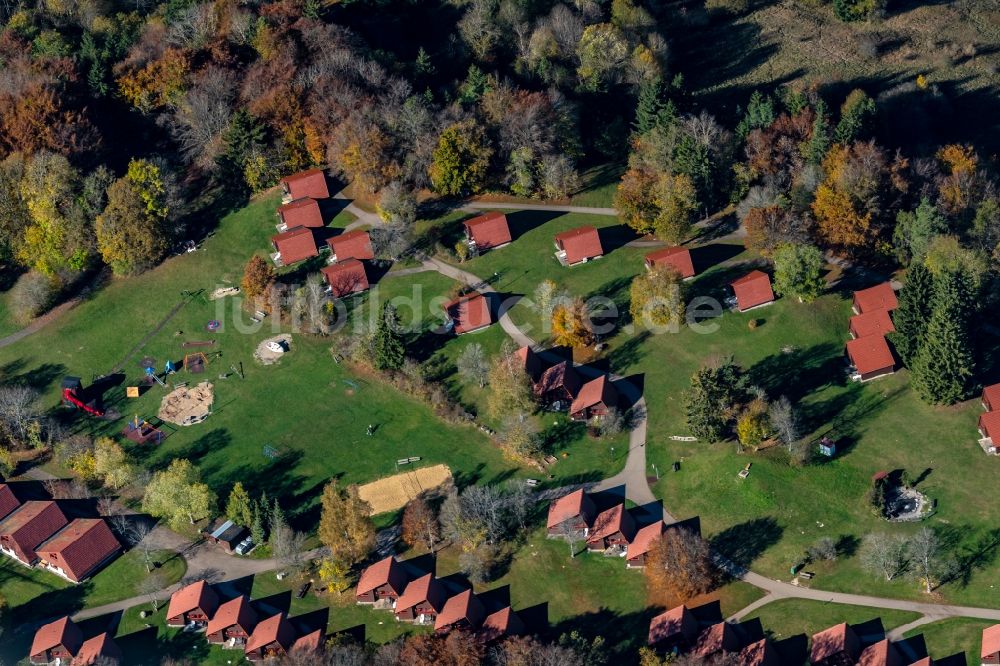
[277, 198, 324, 231]
[546, 489, 597, 538]
[586, 504, 636, 552]
[982, 384, 1000, 412]
[464, 211, 512, 252]
[849, 309, 895, 339]
[554, 226, 604, 266]
[444, 292, 493, 334]
[647, 604, 699, 651]
[481, 606, 525, 641]
[809, 622, 861, 666]
[434, 588, 485, 633]
[513, 346, 542, 382]
[270, 226, 319, 266]
[853, 282, 898, 315]
[30, 616, 83, 665]
[846, 334, 895, 381]
[280, 169, 330, 202]
[322, 258, 369, 298]
[0, 483, 21, 522]
[978, 411, 1000, 455]
[206, 595, 258, 646]
[730, 270, 775, 312]
[569, 374, 618, 421]
[394, 573, 447, 623]
[0, 500, 68, 566]
[625, 521, 665, 568]
[71, 633, 122, 666]
[356, 555, 410, 604]
[327, 229, 374, 262]
[36, 518, 121, 583]
[534, 360, 581, 407]
[740, 638, 780, 666]
[645, 246, 695, 279]
[983, 624, 1000, 665]
[167, 579, 220, 627]
[245, 612, 297, 662]
[857, 639, 903, 666]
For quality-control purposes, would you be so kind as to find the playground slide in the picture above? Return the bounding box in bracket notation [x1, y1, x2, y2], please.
[62, 389, 104, 417]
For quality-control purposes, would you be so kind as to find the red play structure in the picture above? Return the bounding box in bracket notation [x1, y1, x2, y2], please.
[61, 377, 105, 417]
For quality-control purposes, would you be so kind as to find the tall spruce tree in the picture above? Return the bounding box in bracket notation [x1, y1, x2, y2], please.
[889, 262, 934, 366]
[910, 270, 975, 405]
[633, 78, 674, 135]
[373, 303, 406, 371]
[684, 359, 749, 441]
[806, 99, 831, 165]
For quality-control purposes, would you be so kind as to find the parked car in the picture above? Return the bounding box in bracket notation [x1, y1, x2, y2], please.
[234, 537, 254, 555]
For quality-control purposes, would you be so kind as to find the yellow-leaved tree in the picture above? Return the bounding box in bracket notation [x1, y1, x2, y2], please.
[551, 298, 593, 348]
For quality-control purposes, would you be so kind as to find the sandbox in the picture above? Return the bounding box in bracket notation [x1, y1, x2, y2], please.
[357, 464, 452, 515]
[158, 382, 214, 426]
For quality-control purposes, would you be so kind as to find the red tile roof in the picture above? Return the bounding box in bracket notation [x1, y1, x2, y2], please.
[434, 589, 485, 632]
[909, 659, 933, 666]
[626, 521, 664, 562]
[846, 334, 895, 375]
[292, 629, 324, 653]
[854, 282, 898, 314]
[356, 555, 409, 597]
[0, 484, 20, 521]
[850, 309, 895, 338]
[984, 624, 1000, 658]
[740, 638, 779, 666]
[481, 606, 525, 640]
[464, 211, 512, 250]
[167, 580, 219, 622]
[278, 198, 324, 229]
[444, 293, 493, 334]
[280, 169, 329, 200]
[983, 384, 1000, 410]
[730, 270, 774, 311]
[31, 616, 83, 658]
[327, 229, 374, 261]
[36, 519, 120, 582]
[322, 258, 369, 297]
[245, 612, 296, 654]
[395, 573, 447, 616]
[546, 489, 596, 530]
[513, 346, 542, 382]
[648, 605, 698, 646]
[72, 632, 122, 665]
[980, 411, 1000, 441]
[810, 623, 860, 664]
[569, 375, 618, 417]
[206, 595, 258, 637]
[555, 226, 603, 264]
[694, 621, 744, 656]
[645, 247, 695, 279]
[0, 500, 68, 563]
[587, 504, 636, 544]
[858, 639, 902, 666]
[271, 226, 318, 265]
[534, 361, 582, 399]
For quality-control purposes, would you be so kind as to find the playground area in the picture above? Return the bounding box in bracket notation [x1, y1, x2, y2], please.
[157, 382, 214, 426]
[254, 334, 292, 365]
[356, 463, 452, 514]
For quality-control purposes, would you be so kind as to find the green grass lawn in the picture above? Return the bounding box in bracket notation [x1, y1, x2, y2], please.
[570, 163, 624, 209]
[903, 617, 993, 664]
[743, 598, 919, 643]
[0, 290, 19, 339]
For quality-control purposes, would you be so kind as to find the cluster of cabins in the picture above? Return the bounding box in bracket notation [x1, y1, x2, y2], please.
[0, 485, 120, 584]
[649, 607, 1000, 666]
[163, 579, 322, 660]
[516, 347, 619, 421]
[546, 489, 677, 567]
[845, 282, 899, 382]
[355, 555, 525, 639]
[29, 617, 121, 665]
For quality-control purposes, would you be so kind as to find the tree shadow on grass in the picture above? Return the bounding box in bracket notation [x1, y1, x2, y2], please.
[689, 242, 745, 274]
[709, 517, 783, 573]
[548, 607, 665, 660]
[749, 342, 845, 402]
[505, 210, 565, 242]
[598, 224, 641, 255]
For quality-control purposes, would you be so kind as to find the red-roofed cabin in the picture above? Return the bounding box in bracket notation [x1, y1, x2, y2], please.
[36, 519, 121, 583]
[810, 622, 861, 666]
[327, 229, 374, 262]
[434, 589, 485, 633]
[244, 613, 296, 662]
[546, 489, 597, 538]
[0, 500, 68, 566]
[982, 384, 1000, 412]
[534, 361, 581, 408]
[626, 521, 664, 568]
[464, 211, 512, 252]
[30, 616, 83, 665]
[206, 595, 258, 647]
[277, 198, 323, 232]
[983, 624, 1000, 665]
[445, 293, 493, 334]
[846, 334, 895, 382]
[853, 282, 898, 315]
[513, 346, 542, 382]
[694, 621, 745, 657]
[569, 375, 618, 421]
[271, 227, 318, 267]
[167, 579, 220, 627]
[356, 555, 410, 605]
[554, 226, 603, 266]
[730, 271, 774, 312]
[648, 605, 699, 651]
[740, 638, 780, 666]
[586, 504, 636, 552]
[645, 247, 695, 279]
[291, 629, 324, 654]
[481, 607, 525, 641]
[280, 169, 329, 203]
[858, 639, 903, 666]
[394, 573, 447, 623]
[322, 258, 369, 298]
[978, 412, 1000, 455]
[0, 483, 20, 522]
[850, 309, 895, 339]
[72, 632, 122, 666]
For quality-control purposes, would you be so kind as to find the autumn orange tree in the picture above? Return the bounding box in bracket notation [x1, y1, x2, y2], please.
[936, 144, 980, 216]
[240, 255, 275, 305]
[551, 298, 593, 348]
[401, 493, 441, 553]
[644, 527, 715, 607]
[318, 481, 375, 567]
